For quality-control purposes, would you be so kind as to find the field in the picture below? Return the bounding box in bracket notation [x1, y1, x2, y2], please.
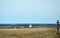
[0, 28, 60, 38]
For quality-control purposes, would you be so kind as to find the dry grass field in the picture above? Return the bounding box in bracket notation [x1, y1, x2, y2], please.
[0, 28, 60, 38]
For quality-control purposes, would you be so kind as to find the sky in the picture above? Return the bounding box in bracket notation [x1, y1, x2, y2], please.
[0, 0, 60, 24]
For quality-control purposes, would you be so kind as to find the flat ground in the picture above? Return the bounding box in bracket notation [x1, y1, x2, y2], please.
[0, 28, 60, 38]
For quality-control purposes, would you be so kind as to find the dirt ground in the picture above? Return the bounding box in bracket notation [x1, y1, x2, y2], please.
[0, 28, 60, 38]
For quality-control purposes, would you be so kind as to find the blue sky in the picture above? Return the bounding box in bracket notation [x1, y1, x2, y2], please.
[0, 0, 60, 24]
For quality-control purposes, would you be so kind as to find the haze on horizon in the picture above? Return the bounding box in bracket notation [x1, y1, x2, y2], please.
[0, 0, 60, 24]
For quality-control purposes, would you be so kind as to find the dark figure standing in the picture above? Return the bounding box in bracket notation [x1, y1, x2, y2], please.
[56, 20, 59, 34]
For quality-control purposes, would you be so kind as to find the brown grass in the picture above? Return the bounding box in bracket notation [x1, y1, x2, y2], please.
[0, 28, 60, 38]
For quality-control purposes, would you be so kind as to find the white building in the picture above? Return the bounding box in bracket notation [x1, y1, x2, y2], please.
[29, 24, 32, 28]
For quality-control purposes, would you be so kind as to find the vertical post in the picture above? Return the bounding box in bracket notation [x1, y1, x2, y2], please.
[56, 20, 59, 34]
[25, 25, 27, 28]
